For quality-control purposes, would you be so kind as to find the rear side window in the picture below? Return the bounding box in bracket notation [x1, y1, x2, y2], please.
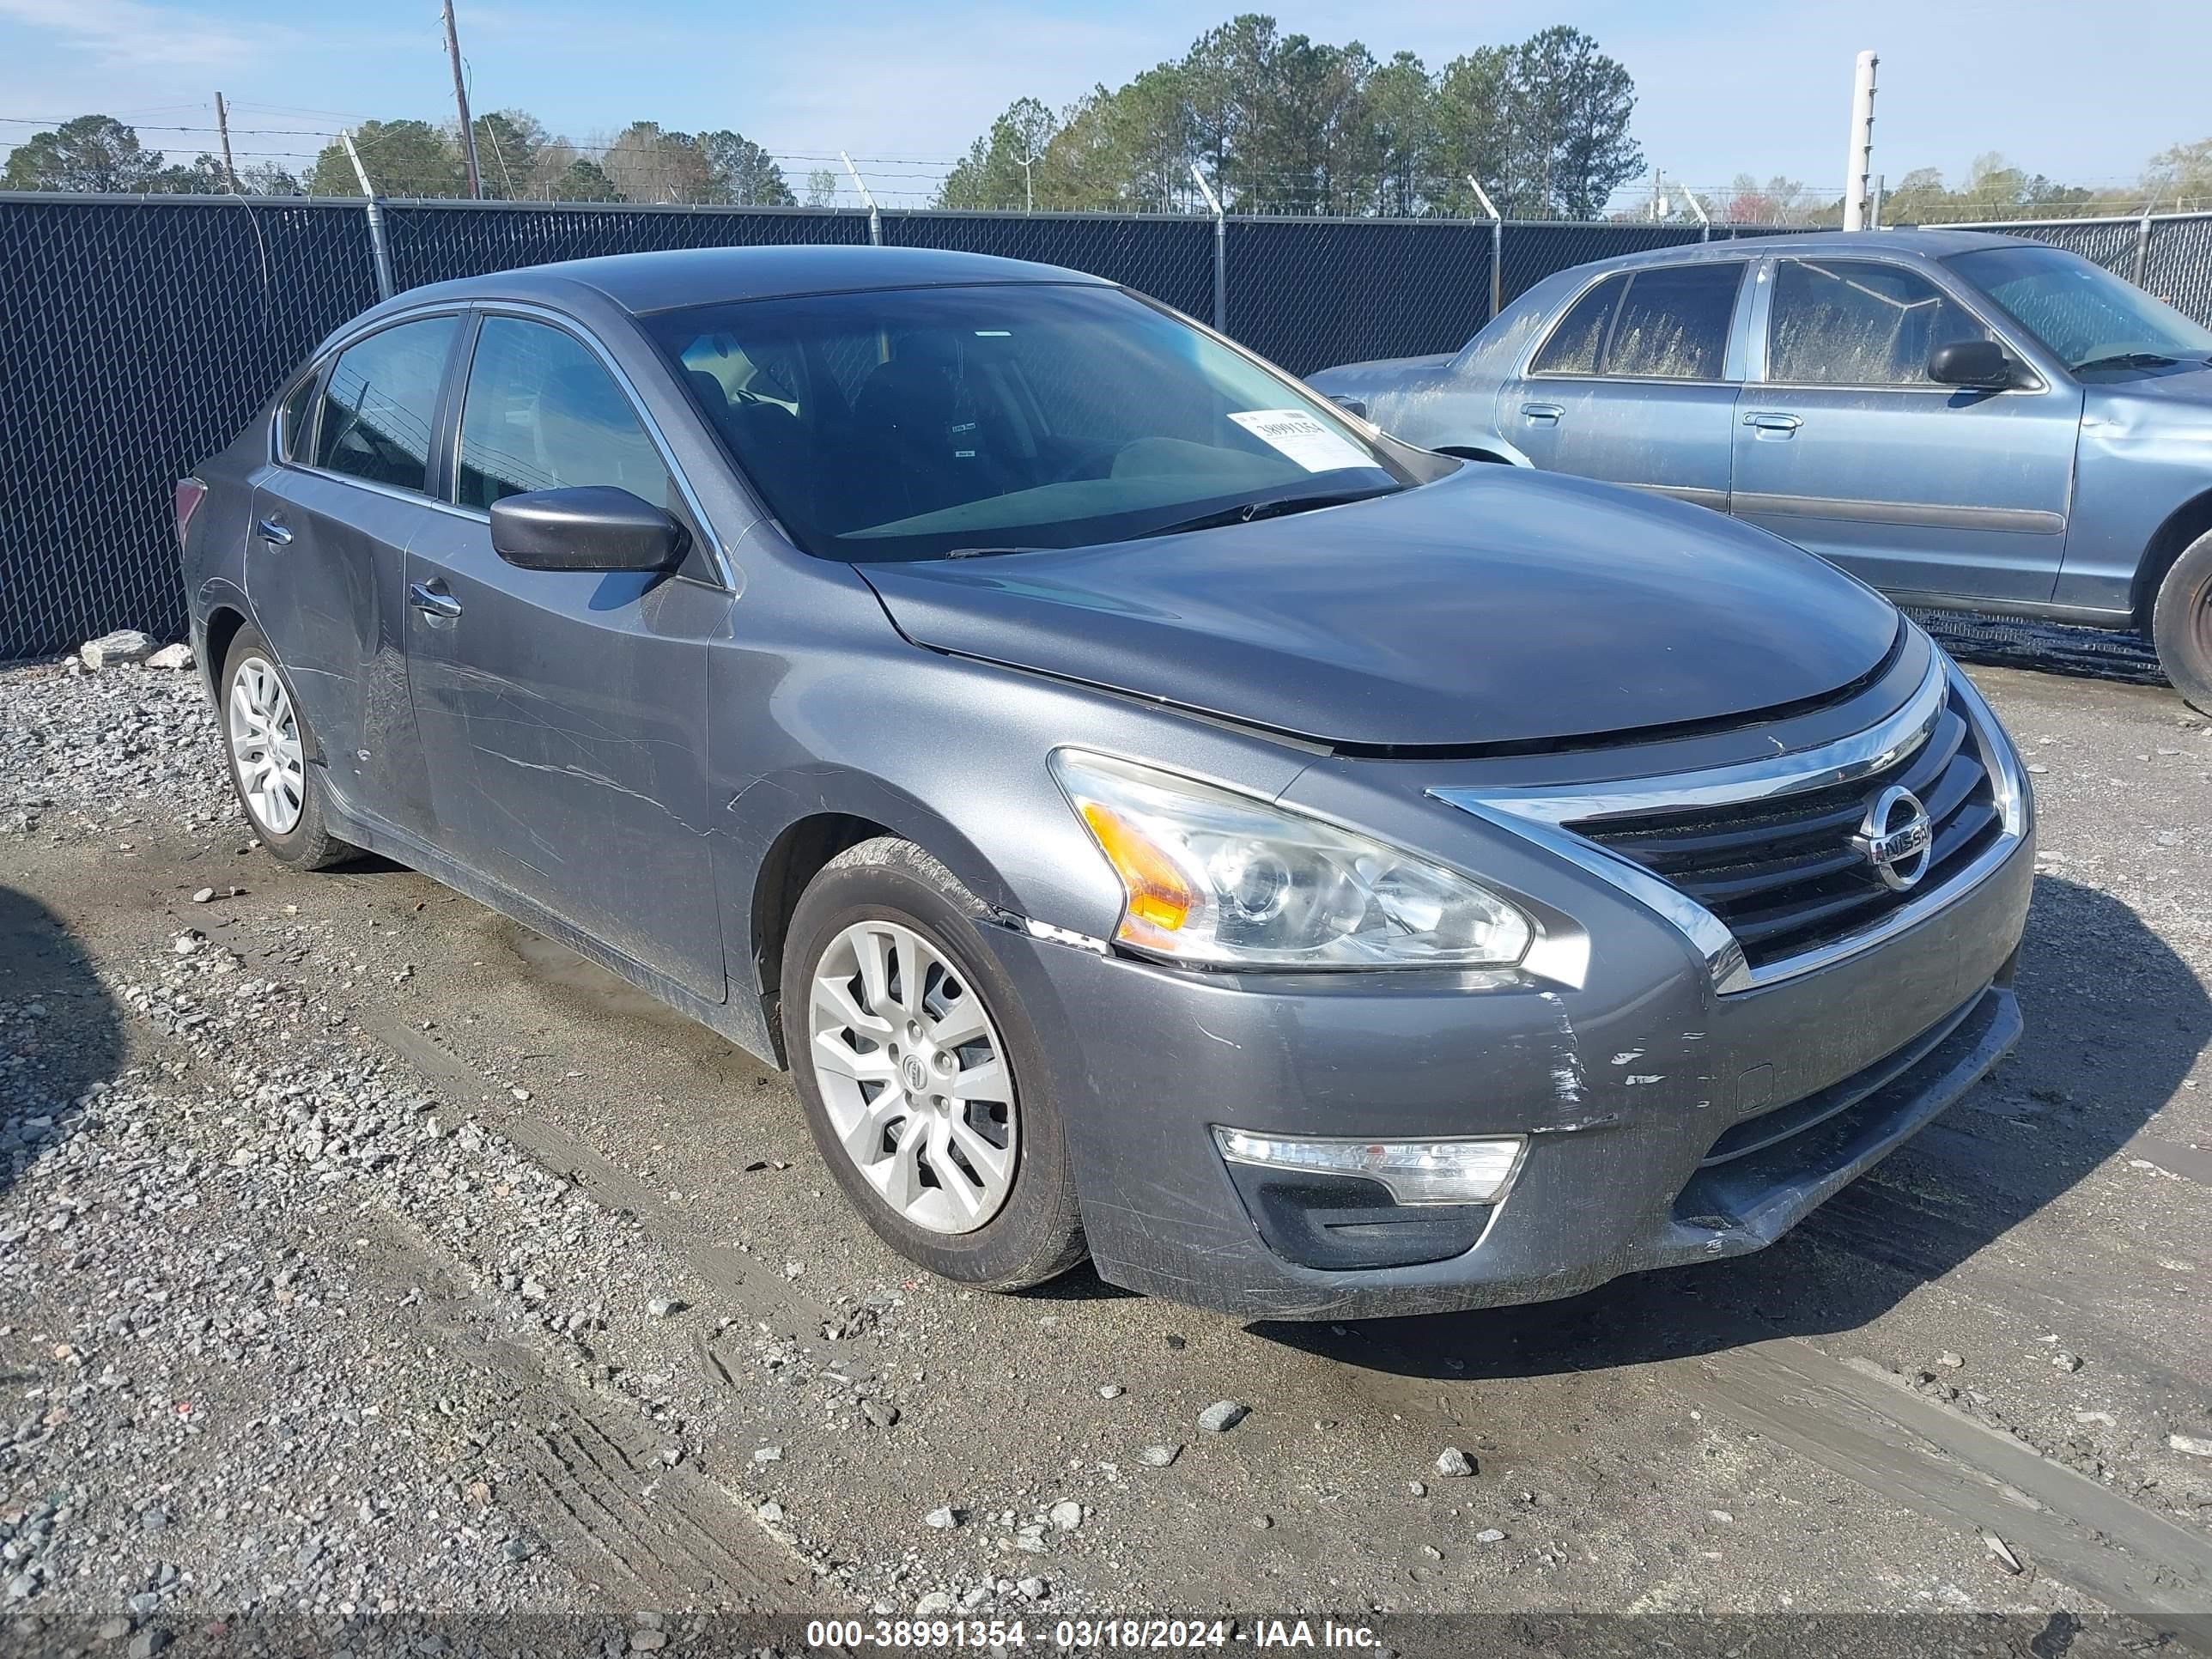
[314, 316, 458, 493]
[1605, 264, 1742, 380]
[1530, 275, 1627, 375]
[456, 317, 676, 512]
[1767, 259, 1993, 386]
[277, 372, 320, 462]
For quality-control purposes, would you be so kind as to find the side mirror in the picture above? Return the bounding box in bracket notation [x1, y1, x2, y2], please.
[1928, 339, 2013, 390]
[1328, 393, 1370, 419]
[489, 485, 688, 573]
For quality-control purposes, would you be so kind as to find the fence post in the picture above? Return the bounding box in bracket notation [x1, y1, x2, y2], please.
[1680, 183, 1712, 243]
[1188, 165, 1226, 331]
[1466, 176, 1504, 319]
[341, 130, 397, 301]
[2133, 207, 2155, 286]
[840, 152, 882, 246]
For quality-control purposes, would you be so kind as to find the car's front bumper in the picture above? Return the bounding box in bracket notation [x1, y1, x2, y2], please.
[978, 816, 2031, 1322]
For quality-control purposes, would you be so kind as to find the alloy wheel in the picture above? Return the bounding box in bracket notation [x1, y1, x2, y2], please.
[808, 919, 1016, 1235]
[227, 655, 305, 836]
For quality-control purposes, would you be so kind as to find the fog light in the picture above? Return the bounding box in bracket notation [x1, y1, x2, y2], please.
[1212, 1127, 1526, 1206]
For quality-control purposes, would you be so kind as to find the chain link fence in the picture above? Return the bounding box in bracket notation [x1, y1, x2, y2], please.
[6, 194, 2212, 661]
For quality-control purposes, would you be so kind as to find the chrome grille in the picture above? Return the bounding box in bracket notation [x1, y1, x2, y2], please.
[1568, 685, 2001, 970]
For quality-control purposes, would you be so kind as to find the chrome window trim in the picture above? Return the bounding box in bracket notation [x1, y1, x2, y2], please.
[1430, 643, 2027, 996]
[271, 307, 467, 498]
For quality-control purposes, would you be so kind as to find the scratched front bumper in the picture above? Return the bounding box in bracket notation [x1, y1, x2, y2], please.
[978, 826, 2032, 1322]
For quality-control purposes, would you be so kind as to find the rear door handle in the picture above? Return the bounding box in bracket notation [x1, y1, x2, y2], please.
[1743, 411, 1803, 433]
[255, 517, 293, 547]
[408, 581, 462, 621]
[1521, 402, 1565, 424]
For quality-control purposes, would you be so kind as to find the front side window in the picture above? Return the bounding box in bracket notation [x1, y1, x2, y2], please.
[1947, 244, 2212, 372]
[456, 317, 677, 512]
[643, 283, 1407, 563]
[314, 315, 458, 492]
[1767, 259, 1992, 386]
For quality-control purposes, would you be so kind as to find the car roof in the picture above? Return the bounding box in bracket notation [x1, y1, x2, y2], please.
[381, 244, 1114, 319]
[1582, 227, 2035, 275]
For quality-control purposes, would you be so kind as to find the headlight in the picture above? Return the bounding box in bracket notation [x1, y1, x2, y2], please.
[1051, 750, 1533, 969]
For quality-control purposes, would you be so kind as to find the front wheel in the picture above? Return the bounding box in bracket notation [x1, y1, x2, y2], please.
[2152, 528, 2212, 715]
[782, 837, 1086, 1291]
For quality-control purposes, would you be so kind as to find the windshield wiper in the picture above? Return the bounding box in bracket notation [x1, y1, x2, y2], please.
[940, 545, 1042, 560]
[2071, 351, 2180, 372]
[1135, 486, 1397, 541]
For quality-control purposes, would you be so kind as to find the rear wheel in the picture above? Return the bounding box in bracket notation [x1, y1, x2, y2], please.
[219, 624, 354, 871]
[782, 837, 1086, 1291]
[2153, 529, 2212, 715]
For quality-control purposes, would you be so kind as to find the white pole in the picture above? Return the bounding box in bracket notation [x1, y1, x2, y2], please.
[840, 150, 881, 245]
[1842, 50, 1878, 232]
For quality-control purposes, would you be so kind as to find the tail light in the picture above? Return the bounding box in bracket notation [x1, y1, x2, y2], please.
[173, 478, 208, 550]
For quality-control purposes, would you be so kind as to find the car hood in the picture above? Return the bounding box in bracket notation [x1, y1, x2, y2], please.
[2083, 362, 2212, 431]
[859, 466, 1903, 750]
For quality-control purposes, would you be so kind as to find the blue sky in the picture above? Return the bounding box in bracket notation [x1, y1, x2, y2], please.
[2, 0, 2203, 205]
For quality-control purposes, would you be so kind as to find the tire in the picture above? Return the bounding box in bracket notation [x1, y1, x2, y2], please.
[782, 836, 1087, 1291]
[217, 624, 355, 872]
[2152, 528, 2212, 715]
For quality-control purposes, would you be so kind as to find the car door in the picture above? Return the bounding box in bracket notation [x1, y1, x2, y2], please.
[1730, 255, 2083, 605]
[245, 313, 460, 839]
[1500, 262, 1746, 513]
[404, 310, 732, 1002]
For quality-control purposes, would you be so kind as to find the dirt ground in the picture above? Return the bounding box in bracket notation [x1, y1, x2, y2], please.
[3, 653, 2209, 1654]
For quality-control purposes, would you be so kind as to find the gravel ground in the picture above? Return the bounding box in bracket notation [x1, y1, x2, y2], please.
[2, 645, 2210, 1652]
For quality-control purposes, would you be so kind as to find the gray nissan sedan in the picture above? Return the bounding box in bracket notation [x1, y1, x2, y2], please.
[177, 246, 2033, 1320]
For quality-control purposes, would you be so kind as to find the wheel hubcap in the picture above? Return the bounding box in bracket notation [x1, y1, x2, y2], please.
[227, 656, 304, 836]
[809, 920, 1016, 1236]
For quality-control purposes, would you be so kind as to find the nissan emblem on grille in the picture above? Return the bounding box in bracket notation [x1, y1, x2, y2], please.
[1853, 785, 1935, 892]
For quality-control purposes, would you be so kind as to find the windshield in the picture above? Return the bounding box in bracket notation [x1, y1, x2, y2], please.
[643, 283, 1407, 562]
[1948, 245, 2212, 372]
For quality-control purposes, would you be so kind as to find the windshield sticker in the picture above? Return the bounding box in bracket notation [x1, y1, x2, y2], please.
[1229, 410, 1373, 473]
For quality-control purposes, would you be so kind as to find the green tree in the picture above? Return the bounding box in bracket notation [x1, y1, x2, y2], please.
[2, 114, 168, 191]
[471, 109, 547, 199]
[1366, 51, 1434, 216]
[699, 131, 794, 205]
[308, 119, 465, 198]
[602, 121, 712, 203]
[937, 97, 1060, 210]
[1499, 26, 1642, 218]
[542, 157, 623, 203]
[2144, 137, 2212, 212]
[805, 167, 839, 208]
[1431, 48, 1509, 215]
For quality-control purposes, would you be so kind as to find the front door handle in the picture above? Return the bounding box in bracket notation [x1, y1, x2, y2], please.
[255, 517, 293, 547]
[1521, 402, 1565, 424]
[1743, 410, 1803, 433]
[408, 581, 462, 622]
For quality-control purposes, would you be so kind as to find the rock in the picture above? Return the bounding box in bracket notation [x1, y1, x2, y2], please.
[191, 888, 215, 904]
[1710, 1510, 1734, 1524]
[1937, 1352, 1965, 1369]
[861, 1397, 900, 1429]
[97, 1619, 131, 1642]
[1435, 1447, 1476, 1478]
[1407, 1480, 1427, 1497]
[1017, 1576, 1048, 1601]
[926, 1506, 960, 1529]
[915, 1592, 957, 1617]
[629, 1633, 669, 1653]
[1138, 1443, 1181, 1468]
[520, 1277, 548, 1303]
[503, 1537, 534, 1563]
[81, 629, 156, 669]
[6, 1571, 37, 1600]
[647, 1297, 683, 1318]
[757, 1501, 786, 1524]
[1048, 1499, 1083, 1532]
[1199, 1400, 1248, 1433]
[1097, 1384, 1124, 1400]
[1251, 1514, 1273, 1530]
[146, 642, 195, 671]
[2169, 1432, 2212, 1457]
[2051, 1351, 2082, 1373]
[1475, 1528, 1505, 1543]
[1984, 1534, 2023, 1575]
[753, 1445, 783, 1465]
[127, 1634, 168, 1659]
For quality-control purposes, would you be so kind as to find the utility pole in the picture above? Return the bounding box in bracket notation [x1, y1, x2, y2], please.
[441, 0, 483, 200]
[214, 91, 240, 192]
[1841, 49, 1878, 231]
